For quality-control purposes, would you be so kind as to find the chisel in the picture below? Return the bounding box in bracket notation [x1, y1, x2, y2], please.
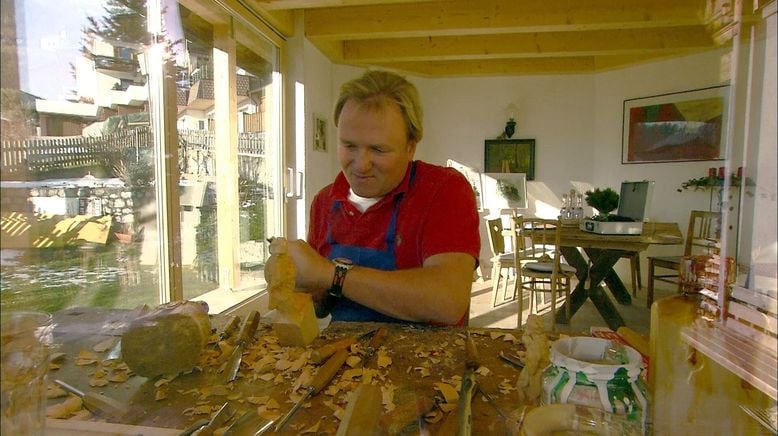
[457, 332, 480, 436]
[53, 379, 128, 420]
[275, 348, 349, 431]
[310, 329, 378, 364]
[223, 310, 260, 383]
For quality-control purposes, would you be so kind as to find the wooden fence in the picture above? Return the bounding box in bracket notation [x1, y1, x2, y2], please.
[1, 128, 266, 181]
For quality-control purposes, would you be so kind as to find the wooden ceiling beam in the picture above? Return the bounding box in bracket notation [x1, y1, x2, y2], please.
[304, 0, 708, 40]
[251, 0, 439, 10]
[341, 26, 716, 62]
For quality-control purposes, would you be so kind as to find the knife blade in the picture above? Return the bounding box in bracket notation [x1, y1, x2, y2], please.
[216, 315, 242, 344]
[275, 348, 349, 431]
[224, 310, 260, 383]
[53, 379, 128, 420]
[223, 409, 274, 436]
[196, 401, 236, 436]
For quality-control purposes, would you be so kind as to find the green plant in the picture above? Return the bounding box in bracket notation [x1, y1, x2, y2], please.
[584, 188, 619, 219]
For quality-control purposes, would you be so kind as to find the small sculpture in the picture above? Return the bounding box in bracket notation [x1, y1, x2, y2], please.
[265, 239, 319, 346]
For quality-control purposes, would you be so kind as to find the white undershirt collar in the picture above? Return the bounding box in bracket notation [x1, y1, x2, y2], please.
[348, 189, 383, 212]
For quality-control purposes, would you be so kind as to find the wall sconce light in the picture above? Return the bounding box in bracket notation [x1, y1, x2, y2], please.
[504, 103, 518, 139]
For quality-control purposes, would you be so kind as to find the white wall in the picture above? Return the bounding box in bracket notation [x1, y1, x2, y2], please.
[297, 14, 776, 280]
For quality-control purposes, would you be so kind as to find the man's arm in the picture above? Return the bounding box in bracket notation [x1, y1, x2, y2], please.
[275, 238, 474, 325]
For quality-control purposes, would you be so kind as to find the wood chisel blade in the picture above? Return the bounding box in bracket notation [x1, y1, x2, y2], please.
[224, 310, 260, 383]
[54, 379, 128, 420]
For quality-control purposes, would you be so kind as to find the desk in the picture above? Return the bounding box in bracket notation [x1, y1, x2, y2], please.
[542, 223, 682, 330]
[44, 307, 541, 435]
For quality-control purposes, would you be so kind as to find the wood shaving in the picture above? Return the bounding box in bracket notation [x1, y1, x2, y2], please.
[256, 406, 281, 421]
[424, 409, 444, 423]
[476, 366, 491, 376]
[345, 355, 362, 368]
[50, 352, 67, 363]
[434, 382, 459, 403]
[258, 373, 275, 381]
[376, 351, 392, 368]
[108, 371, 130, 383]
[341, 368, 363, 381]
[92, 337, 117, 353]
[184, 405, 214, 416]
[89, 377, 109, 387]
[439, 402, 457, 412]
[247, 395, 271, 405]
[292, 367, 312, 392]
[289, 353, 308, 372]
[154, 377, 173, 388]
[274, 359, 292, 371]
[155, 386, 168, 401]
[75, 350, 99, 366]
[413, 367, 430, 377]
[49, 363, 62, 371]
[227, 391, 242, 401]
[46, 396, 83, 418]
[298, 417, 324, 433]
[47, 383, 68, 399]
[453, 338, 465, 347]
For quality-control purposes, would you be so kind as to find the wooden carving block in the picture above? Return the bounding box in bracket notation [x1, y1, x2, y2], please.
[272, 292, 319, 347]
[121, 301, 211, 377]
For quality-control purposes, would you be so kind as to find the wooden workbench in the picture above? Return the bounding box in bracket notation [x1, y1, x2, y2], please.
[45, 307, 539, 435]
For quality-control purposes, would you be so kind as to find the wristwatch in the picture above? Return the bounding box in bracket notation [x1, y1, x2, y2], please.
[328, 257, 354, 299]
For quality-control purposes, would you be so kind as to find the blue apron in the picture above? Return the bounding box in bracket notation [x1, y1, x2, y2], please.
[325, 163, 417, 323]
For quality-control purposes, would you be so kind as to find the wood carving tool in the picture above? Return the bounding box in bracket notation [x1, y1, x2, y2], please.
[190, 401, 235, 436]
[218, 315, 242, 343]
[335, 328, 388, 435]
[222, 409, 274, 436]
[53, 379, 128, 420]
[223, 310, 260, 383]
[456, 332, 479, 436]
[310, 328, 378, 364]
[275, 348, 349, 431]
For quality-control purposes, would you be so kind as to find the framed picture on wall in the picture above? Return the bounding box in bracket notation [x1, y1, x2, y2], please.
[484, 139, 535, 180]
[481, 173, 528, 210]
[313, 114, 327, 152]
[622, 85, 729, 164]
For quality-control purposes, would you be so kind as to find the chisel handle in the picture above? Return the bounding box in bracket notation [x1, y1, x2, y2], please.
[310, 348, 348, 394]
[237, 310, 260, 345]
[310, 336, 357, 364]
[54, 379, 128, 419]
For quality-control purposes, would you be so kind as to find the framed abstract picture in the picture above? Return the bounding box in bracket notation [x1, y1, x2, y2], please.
[622, 85, 729, 163]
[484, 139, 535, 179]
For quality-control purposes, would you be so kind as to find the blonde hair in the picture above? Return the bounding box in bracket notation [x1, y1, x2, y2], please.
[333, 70, 423, 143]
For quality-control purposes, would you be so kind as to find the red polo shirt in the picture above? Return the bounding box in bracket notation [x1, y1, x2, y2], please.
[307, 161, 480, 269]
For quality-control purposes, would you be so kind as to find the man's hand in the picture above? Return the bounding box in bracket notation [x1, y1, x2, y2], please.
[269, 238, 332, 293]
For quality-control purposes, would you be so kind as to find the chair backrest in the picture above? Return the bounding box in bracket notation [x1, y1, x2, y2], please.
[485, 217, 507, 256]
[511, 216, 562, 266]
[684, 210, 721, 256]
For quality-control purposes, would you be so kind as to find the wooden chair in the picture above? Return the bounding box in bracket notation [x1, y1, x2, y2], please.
[646, 210, 720, 308]
[485, 217, 515, 306]
[512, 217, 576, 326]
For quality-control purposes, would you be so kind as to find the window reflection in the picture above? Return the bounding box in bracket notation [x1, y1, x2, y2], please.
[1, 0, 281, 313]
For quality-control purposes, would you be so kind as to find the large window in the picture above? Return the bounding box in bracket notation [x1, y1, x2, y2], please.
[0, 0, 283, 314]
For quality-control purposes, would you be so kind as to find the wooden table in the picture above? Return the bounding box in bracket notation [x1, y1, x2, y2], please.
[546, 222, 682, 330]
[45, 307, 545, 435]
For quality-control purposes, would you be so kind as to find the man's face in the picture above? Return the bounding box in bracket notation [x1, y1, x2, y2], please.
[337, 99, 417, 198]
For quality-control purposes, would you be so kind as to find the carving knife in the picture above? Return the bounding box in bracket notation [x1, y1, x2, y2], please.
[275, 348, 349, 431]
[53, 379, 128, 420]
[223, 310, 260, 383]
[178, 401, 235, 436]
[217, 315, 242, 344]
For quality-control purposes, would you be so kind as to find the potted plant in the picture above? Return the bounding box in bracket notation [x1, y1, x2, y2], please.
[584, 188, 620, 221]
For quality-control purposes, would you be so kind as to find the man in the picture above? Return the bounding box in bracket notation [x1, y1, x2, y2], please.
[274, 70, 480, 325]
